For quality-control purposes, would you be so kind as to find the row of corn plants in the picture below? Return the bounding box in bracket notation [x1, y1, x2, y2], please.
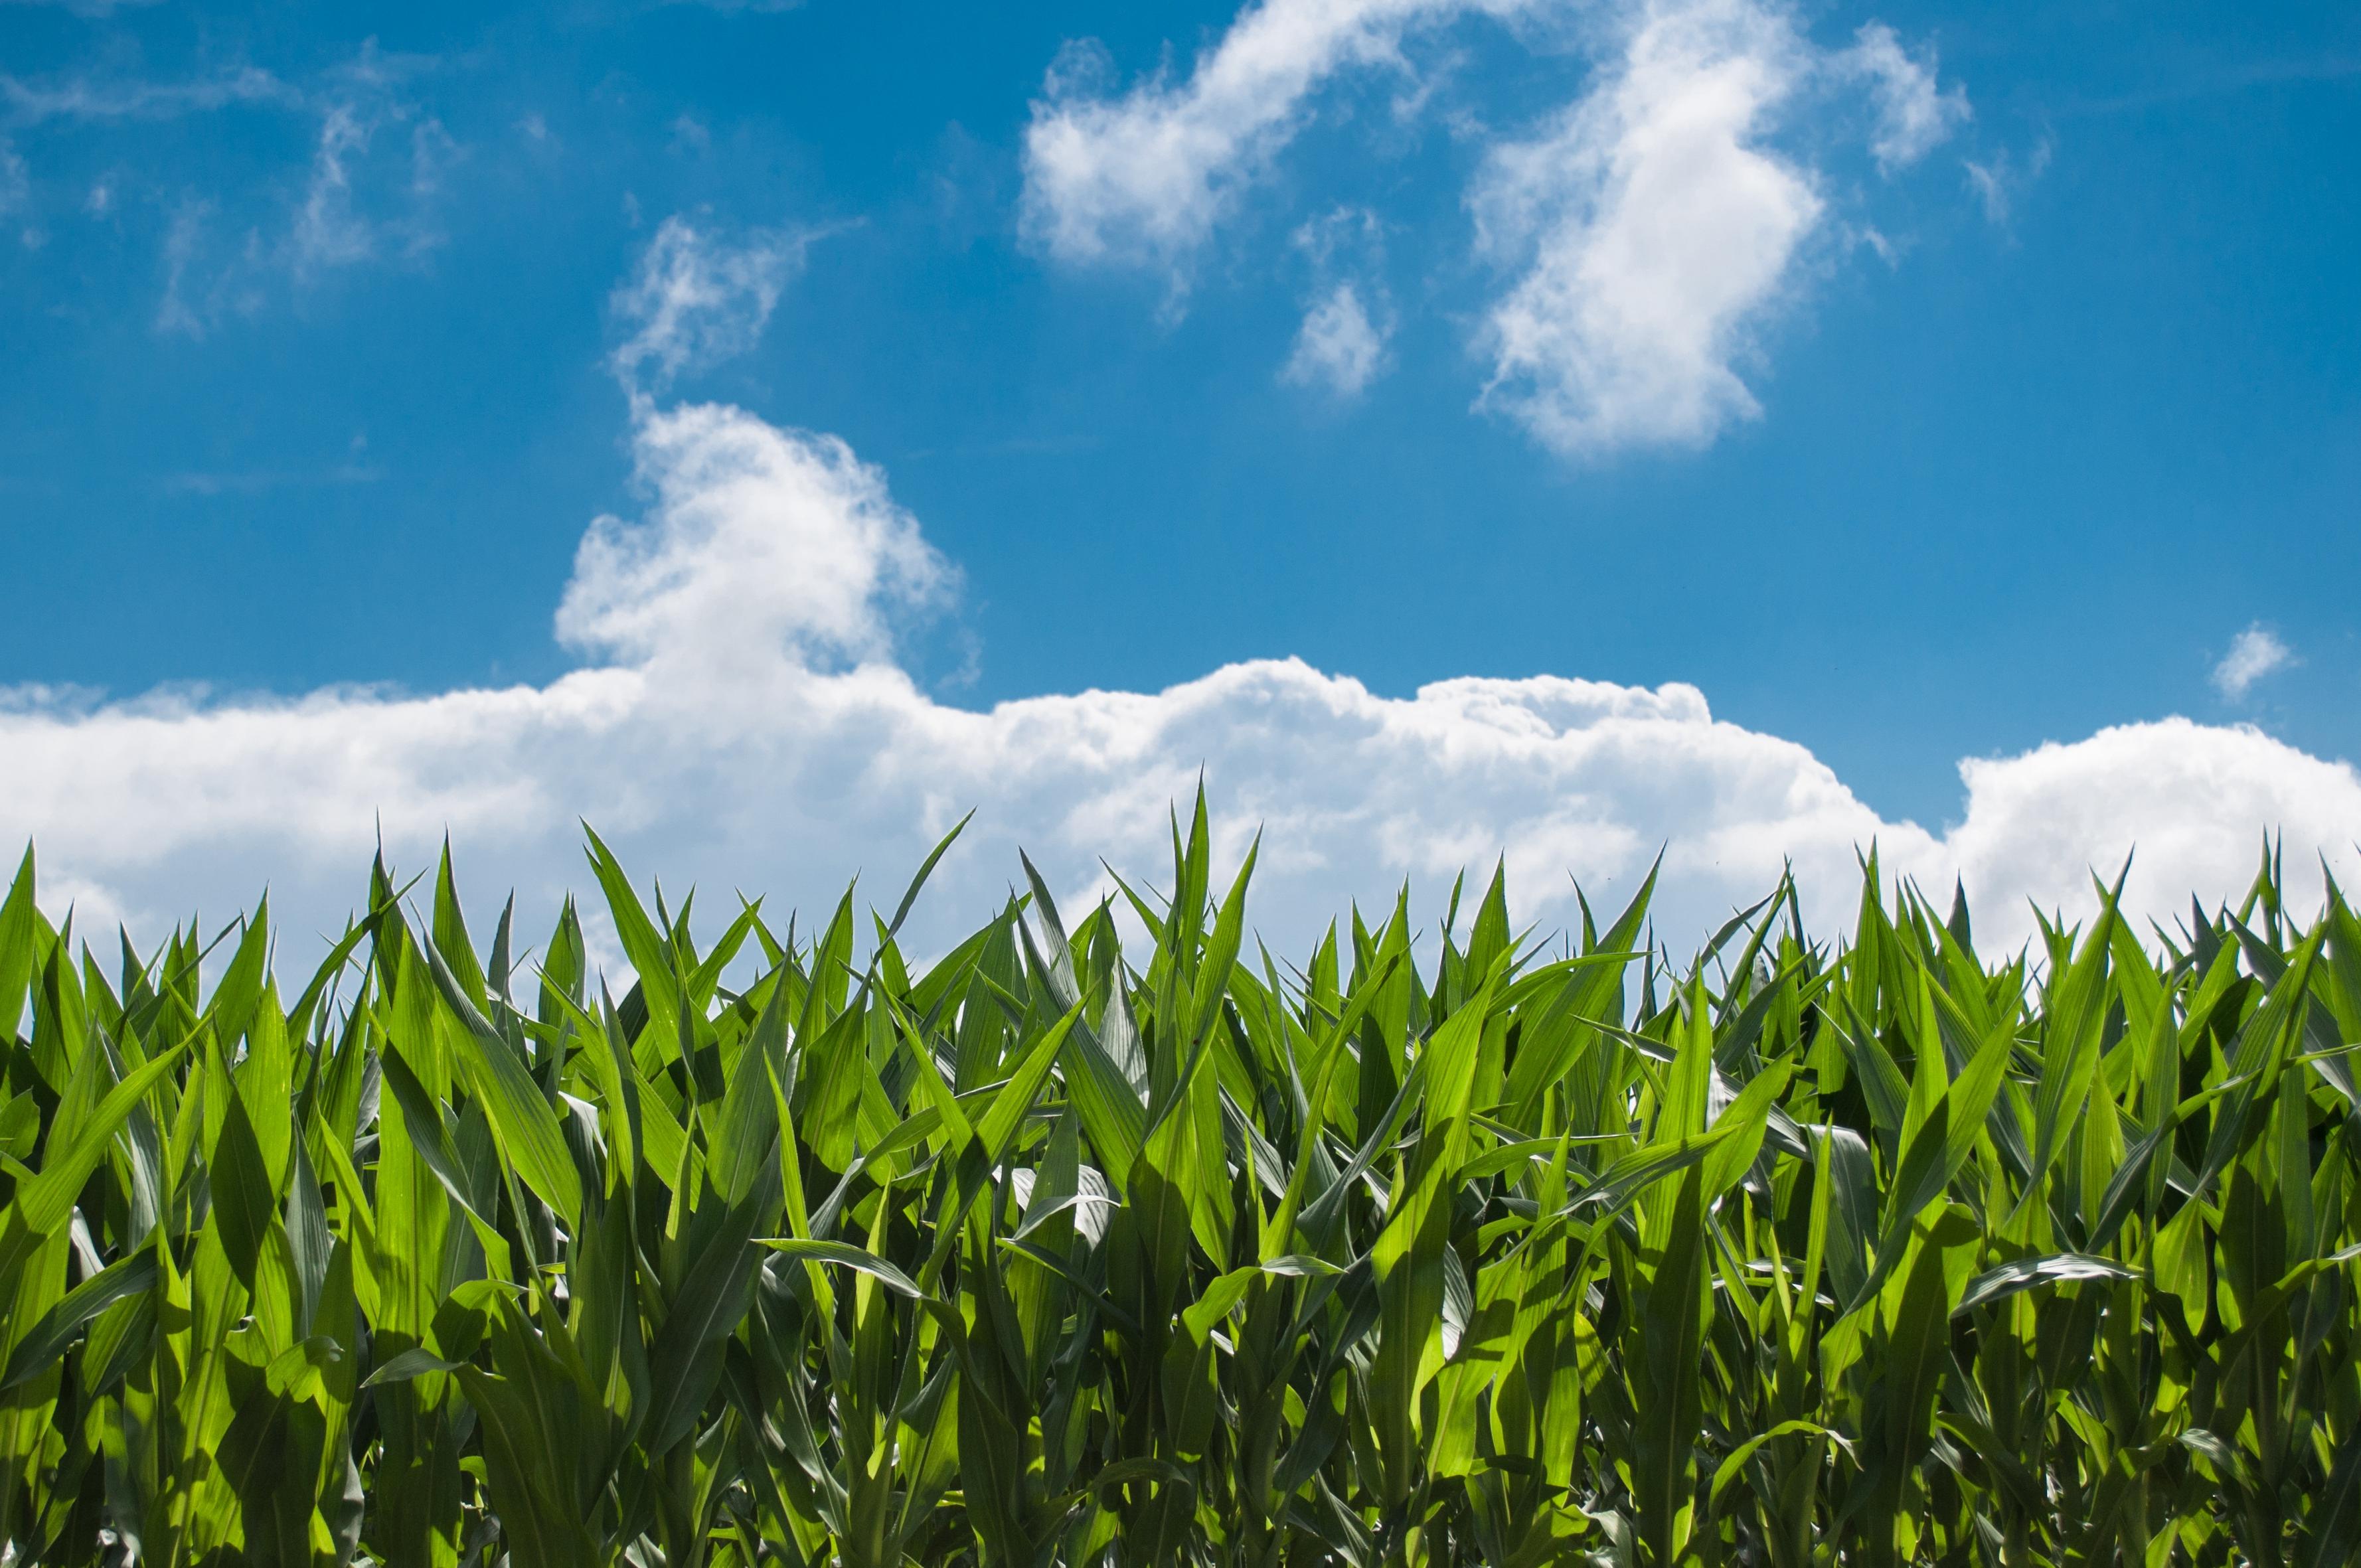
[1, 802, 2358, 1566]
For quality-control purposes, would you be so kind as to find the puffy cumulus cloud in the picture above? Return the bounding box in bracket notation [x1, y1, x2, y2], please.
[6, 395, 2356, 969]
[0, 670, 643, 947]
[1020, 0, 1520, 274]
[556, 400, 953, 676]
[1471, 0, 1821, 454]
[1022, 0, 1969, 457]
[1945, 720, 2358, 937]
[610, 215, 815, 392]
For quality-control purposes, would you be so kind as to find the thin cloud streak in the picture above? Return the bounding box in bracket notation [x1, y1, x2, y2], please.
[156, 465, 384, 497]
[0, 0, 167, 15]
[0, 66, 298, 125]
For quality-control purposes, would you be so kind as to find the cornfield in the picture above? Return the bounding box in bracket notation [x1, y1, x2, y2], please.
[3, 803, 2357, 1567]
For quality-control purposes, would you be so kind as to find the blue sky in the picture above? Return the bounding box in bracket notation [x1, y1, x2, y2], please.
[2, 0, 2357, 952]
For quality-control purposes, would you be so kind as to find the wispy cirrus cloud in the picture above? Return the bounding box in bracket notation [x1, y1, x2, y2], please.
[1965, 134, 2052, 225]
[289, 98, 459, 276]
[1842, 21, 1969, 173]
[0, 64, 298, 125]
[153, 196, 218, 337]
[0, 0, 165, 20]
[5, 45, 459, 333]
[609, 212, 820, 394]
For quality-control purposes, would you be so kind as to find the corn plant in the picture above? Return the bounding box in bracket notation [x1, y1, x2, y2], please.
[1, 802, 2357, 1566]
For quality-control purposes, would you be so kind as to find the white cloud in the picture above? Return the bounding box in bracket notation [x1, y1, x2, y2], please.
[1941, 719, 2350, 934]
[1283, 281, 1391, 395]
[1020, 0, 1518, 274]
[292, 104, 378, 272]
[0, 0, 165, 15]
[154, 198, 211, 337]
[1965, 135, 2052, 226]
[1841, 22, 1967, 174]
[1024, 0, 1971, 456]
[290, 98, 457, 275]
[556, 400, 952, 676]
[157, 463, 382, 497]
[0, 140, 26, 216]
[610, 214, 813, 393]
[2212, 624, 2293, 700]
[0, 66, 296, 123]
[5, 383, 2354, 967]
[1, 48, 453, 327]
[1283, 205, 1393, 395]
[1471, 0, 1821, 455]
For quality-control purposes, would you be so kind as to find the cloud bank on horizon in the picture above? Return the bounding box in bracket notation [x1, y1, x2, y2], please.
[6, 212, 2356, 964]
[3, 0, 2348, 968]
[5, 373, 2350, 963]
